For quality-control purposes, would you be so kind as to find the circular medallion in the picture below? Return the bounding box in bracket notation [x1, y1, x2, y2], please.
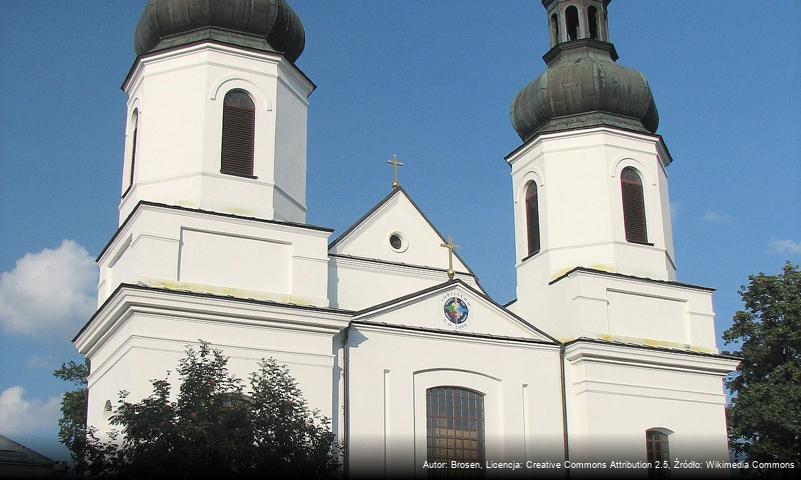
[443, 297, 469, 326]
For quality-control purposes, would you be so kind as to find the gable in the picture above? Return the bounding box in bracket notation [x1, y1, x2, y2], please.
[329, 188, 471, 273]
[353, 281, 556, 343]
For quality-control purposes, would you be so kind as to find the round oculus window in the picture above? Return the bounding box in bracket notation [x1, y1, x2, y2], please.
[389, 234, 403, 250]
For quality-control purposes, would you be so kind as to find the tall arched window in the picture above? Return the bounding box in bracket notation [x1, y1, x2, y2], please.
[621, 167, 648, 244]
[221, 90, 255, 177]
[525, 181, 541, 256]
[129, 109, 139, 188]
[566, 6, 580, 41]
[645, 429, 671, 478]
[550, 13, 560, 45]
[426, 387, 485, 465]
[588, 6, 599, 39]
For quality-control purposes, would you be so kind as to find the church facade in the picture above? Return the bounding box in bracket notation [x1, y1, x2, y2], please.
[74, 0, 739, 476]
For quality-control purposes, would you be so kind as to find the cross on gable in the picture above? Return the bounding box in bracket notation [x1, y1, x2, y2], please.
[387, 154, 404, 190]
[440, 235, 460, 280]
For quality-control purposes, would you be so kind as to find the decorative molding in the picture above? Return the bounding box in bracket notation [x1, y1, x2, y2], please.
[209, 76, 273, 111]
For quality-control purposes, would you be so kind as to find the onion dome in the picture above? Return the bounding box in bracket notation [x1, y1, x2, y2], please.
[511, 1, 659, 141]
[133, 0, 305, 63]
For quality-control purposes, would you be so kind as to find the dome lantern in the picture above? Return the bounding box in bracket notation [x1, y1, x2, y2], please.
[511, 0, 659, 141]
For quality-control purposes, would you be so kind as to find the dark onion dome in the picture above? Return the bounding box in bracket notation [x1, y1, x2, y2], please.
[511, 39, 659, 141]
[134, 0, 305, 63]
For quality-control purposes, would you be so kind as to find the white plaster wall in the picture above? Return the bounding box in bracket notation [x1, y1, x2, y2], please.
[353, 284, 550, 341]
[564, 343, 736, 465]
[81, 289, 349, 443]
[514, 269, 718, 351]
[272, 65, 310, 223]
[329, 256, 479, 311]
[119, 43, 313, 223]
[508, 128, 675, 284]
[178, 228, 292, 294]
[346, 326, 564, 477]
[97, 203, 330, 307]
[330, 191, 469, 273]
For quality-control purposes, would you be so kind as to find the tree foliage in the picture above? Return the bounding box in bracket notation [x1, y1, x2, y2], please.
[81, 341, 340, 479]
[53, 358, 90, 472]
[723, 262, 801, 465]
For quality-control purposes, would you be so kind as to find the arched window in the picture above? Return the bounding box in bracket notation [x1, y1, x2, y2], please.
[102, 400, 113, 423]
[221, 90, 255, 177]
[588, 6, 599, 40]
[550, 13, 560, 45]
[566, 6, 580, 41]
[525, 181, 541, 256]
[426, 386, 485, 465]
[645, 429, 671, 478]
[129, 109, 139, 188]
[621, 167, 648, 244]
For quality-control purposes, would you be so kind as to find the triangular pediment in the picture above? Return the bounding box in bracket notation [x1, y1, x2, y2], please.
[353, 280, 556, 343]
[329, 188, 472, 275]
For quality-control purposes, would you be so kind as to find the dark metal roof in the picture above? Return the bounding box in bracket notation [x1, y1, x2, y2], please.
[133, 0, 305, 62]
[511, 39, 659, 141]
[563, 337, 742, 362]
[0, 435, 62, 468]
[548, 266, 716, 292]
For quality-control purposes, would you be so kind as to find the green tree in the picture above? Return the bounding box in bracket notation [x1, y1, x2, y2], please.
[723, 262, 801, 466]
[81, 341, 340, 479]
[249, 358, 339, 478]
[53, 358, 90, 473]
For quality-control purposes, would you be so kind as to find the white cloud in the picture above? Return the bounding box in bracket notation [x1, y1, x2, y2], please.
[767, 238, 801, 255]
[0, 386, 61, 437]
[701, 210, 732, 224]
[0, 240, 97, 336]
[26, 355, 53, 369]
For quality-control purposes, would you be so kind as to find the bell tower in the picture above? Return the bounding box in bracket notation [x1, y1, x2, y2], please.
[119, 0, 313, 224]
[95, 0, 330, 308]
[507, 0, 695, 344]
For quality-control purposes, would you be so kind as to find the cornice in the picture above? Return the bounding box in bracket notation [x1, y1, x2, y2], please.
[330, 254, 472, 279]
[505, 125, 669, 167]
[549, 266, 715, 292]
[74, 284, 353, 357]
[351, 321, 559, 350]
[122, 40, 315, 93]
[563, 339, 740, 376]
[97, 201, 332, 263]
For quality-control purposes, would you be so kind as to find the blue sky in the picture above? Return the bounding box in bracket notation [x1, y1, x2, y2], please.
[1, 0, 799, 461]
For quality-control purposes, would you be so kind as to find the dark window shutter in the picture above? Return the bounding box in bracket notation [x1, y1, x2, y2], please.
[525, 182, 541, 256]
[129, 125, 137, 186]
[221, 90, 255, 177]
[621, 167, 648, 243]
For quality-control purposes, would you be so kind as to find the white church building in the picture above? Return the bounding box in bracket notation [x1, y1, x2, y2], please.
[74, 0, 740, 476]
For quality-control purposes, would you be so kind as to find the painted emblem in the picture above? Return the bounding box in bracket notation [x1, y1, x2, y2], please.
[443, 296, 469, 326]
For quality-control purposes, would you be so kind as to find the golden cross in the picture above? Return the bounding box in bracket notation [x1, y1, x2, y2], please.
[440, 235, 460, 280]
[387, 154, 404, 189]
